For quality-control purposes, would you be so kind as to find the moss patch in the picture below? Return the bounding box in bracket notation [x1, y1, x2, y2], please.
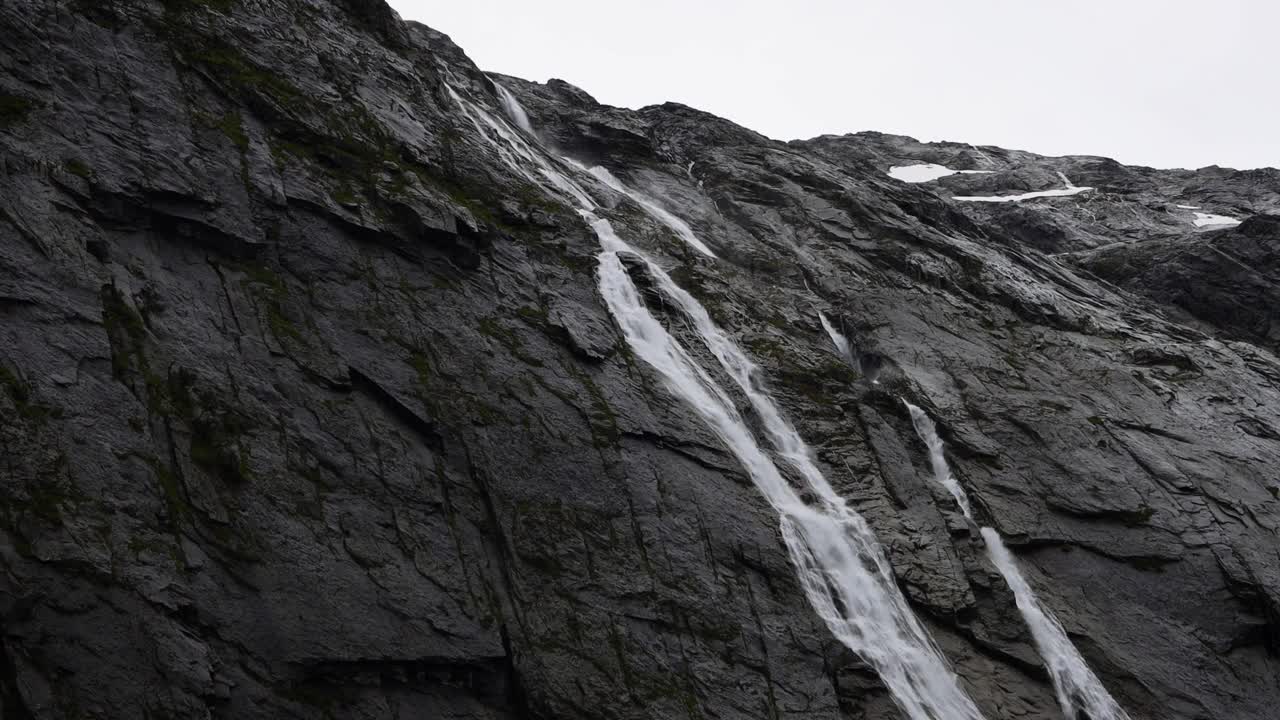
[64, 159, 93, 179]
[215, 110, 249, 152]
[514, 181, 571, 217]
[566, 364, 620, 450]
[746, 336, 787, 362]
[24, 465, 85, 525]
[329, 185, 360, 207]
[100, 285, 149, 381]
[406, 350, 434, 390]
[138, 453, 190, 530]
[515, 305, 548, 325]
[185, 39, 302, 108]
[189, 412, 253, 484]
[152, 4, 529, 238]
[0, 93, 35, 128]
[0, 365, 63, 426]
[1124, 504, 1156, 527]
[237, 262, 306, 345]
[478, 316, 520, 347]
[481, 314, 552, 369]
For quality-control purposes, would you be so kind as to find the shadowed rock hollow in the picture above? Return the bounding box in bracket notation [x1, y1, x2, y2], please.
[1, 2, 1278, 719]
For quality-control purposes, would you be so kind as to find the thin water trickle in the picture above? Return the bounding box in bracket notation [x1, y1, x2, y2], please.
[817, 312, 880, 384]
[818, 311, 853, 363]
[903, 402, 1132, 720]
[904, 404, 972, 519]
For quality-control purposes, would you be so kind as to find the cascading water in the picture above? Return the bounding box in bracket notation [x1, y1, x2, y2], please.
[648, 272, 984, 720]
[494, 83, 534, 135]
[818, 313, 1128, 718]
[817, 311, 881, 383]
[818, 311, 853, 364]
[904, 404, 972, 520]
[904, 403, 1132, 720]
[579, 164, 716, 259]
[448, 78, 987, 720]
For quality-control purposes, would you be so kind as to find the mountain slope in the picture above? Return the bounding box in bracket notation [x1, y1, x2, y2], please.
[1, 2, 1278, 719]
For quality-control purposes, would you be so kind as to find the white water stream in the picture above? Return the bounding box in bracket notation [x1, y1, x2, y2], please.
[494, 83, 533, 134]
[449, 78, 987, 720]
[818, 312, 853, 362]
[582, 164, 716, 258]
[903, 404, 1132, 720]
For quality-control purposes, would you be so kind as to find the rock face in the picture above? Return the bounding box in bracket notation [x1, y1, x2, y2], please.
[802, 131, 1280, 253]
[1076, 215, 1280, 352]
[1, 2, 1278, 720]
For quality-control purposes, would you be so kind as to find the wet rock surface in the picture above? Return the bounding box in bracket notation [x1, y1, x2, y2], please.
[1076, 215, 1280, 352]
[1, 2, 1278, 719]
[802, 131, 1280, 253]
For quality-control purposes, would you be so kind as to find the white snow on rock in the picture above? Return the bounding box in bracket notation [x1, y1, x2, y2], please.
[887, 164, 993, 183]
[1192, 211, 1241, 227]
[953, 172, 1093, 203]
[1173, 204, 1241, 226]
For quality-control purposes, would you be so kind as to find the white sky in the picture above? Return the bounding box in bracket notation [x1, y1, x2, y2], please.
[389, 0, 1279, 170]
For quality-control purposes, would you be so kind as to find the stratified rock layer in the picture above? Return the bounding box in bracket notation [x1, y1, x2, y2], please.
[1, 2, 1278, 719]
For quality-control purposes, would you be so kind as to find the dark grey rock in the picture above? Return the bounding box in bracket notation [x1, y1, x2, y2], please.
[1076, 214, 1280, 351]
[1, 2, 1278, 720]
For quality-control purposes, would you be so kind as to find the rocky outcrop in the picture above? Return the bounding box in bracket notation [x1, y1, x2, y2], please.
[1076, 215, 1280, 351]
[802, 131, 1280, 253]
[2, 2, 1279, 720]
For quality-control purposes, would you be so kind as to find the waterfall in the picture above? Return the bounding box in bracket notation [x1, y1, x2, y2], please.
[649, 273, 984, 720]
[905, 405, 972, 519]
[818, 311, 853, 364]
[494, 83, 534, 134]
[904, 403, 1132, 720]
[445, 80, 987, 720]
[817, 311, 881, 383]
[575, 162, 716, 258]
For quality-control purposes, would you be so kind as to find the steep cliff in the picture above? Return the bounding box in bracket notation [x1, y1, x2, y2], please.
[2, 2, 1278, 719]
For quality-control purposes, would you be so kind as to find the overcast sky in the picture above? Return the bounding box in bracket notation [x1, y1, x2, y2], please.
[390, 0, 1279, 170]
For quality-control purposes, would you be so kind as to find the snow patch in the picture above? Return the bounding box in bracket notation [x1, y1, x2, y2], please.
[887, 164, 993, 183]
[1176, 204, 1200, 210]
[1192, 211, 1241, 227]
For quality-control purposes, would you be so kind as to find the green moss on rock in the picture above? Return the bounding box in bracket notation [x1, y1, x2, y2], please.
[0, 93, 34, 128]
[100, 285, 149, 381]
[184, 38, 301, 108]
[215, 110, 249, 152]
[406, 350, 433, 389]
[2, 366, 36, 421]
[189, 407, 254, 484]
[329, 185, 360, 207]
[64, 158, 93, 179]
[237, 262, 307, 345]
